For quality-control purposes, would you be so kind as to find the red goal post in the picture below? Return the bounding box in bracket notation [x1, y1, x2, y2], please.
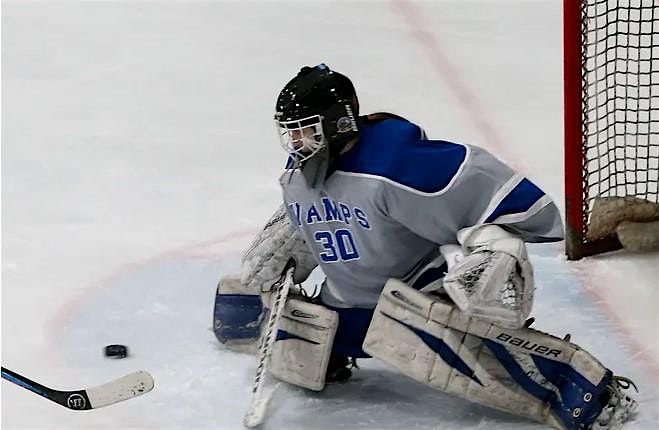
[563, 0, 658, 260]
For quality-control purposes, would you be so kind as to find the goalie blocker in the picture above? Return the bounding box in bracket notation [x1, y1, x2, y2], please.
[363, 279, 637, 430]
[212, 203, 319, 353]
[213, 274, 264, 354]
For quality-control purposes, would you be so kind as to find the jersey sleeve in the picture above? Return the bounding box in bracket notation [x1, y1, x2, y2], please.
[381, 144, 564, 244]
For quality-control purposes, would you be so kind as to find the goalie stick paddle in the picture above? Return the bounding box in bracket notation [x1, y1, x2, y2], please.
[1, 366, 154, 410]
[243, 259, 295, 428]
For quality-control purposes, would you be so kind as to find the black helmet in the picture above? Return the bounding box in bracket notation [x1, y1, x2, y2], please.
[275, 64, 359, 162]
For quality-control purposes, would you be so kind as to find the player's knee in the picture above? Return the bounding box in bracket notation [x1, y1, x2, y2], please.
[213, 274, 264, 351]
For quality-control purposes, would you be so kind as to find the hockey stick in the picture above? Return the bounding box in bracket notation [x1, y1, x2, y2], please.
[1, 366, 154, 410]
[243, 259, 295, 428]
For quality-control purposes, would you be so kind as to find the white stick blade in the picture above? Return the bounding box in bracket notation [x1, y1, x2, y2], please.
[86, 371, 154, 409]
[243, 383, 279, 428]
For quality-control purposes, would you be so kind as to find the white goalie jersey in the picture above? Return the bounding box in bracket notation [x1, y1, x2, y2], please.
[279, 117, 563, 309]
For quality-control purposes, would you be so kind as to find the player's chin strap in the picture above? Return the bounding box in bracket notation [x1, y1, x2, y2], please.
[243, 259, 296, 428]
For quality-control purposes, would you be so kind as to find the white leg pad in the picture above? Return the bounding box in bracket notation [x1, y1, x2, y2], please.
[269, 299, 339, 391]
[363, 279, 617, 430]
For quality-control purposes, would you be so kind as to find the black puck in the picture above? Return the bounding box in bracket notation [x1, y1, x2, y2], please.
[104, 344, 128, 359]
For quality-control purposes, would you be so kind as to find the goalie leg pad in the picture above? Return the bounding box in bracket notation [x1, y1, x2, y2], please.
[363, 279, 625, 430]
[270, 299, 339, 391]
[213, 274, 264, 354]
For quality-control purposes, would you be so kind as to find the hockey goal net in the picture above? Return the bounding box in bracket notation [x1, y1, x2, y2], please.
[564, 0, 658, 259]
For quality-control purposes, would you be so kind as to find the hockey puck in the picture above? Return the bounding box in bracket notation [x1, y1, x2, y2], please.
[104, 344, 128, 359]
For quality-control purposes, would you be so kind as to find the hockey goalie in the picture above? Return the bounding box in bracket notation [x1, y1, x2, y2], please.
[213, 64, 638, 429]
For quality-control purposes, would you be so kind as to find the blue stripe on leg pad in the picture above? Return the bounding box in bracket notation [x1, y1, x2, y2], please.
[381, 312, 482, 385]
[275, 329, 319, 345]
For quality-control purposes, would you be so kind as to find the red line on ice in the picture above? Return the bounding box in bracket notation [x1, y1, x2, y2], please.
[391, 0, 658, 382]
[47, 228, 258, 368]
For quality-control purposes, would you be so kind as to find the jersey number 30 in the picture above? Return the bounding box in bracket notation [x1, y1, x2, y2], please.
[314, 229, 360, 262]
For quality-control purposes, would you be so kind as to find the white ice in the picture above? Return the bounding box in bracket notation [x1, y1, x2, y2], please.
[1, 1, 657, 429]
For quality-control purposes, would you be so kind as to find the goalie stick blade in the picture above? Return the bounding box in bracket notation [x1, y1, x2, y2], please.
[1, 367, 154, 410]
[243, 382, 280, 428]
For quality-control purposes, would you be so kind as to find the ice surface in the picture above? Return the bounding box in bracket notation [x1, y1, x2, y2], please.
[2, 1, 657, 429]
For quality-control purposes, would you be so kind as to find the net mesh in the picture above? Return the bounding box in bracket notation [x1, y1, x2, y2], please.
[581, 0, 659, 236]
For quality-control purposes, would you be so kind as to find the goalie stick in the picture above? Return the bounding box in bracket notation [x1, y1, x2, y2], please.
[1, 366, 154, 410]
[243, 259, 295, 428]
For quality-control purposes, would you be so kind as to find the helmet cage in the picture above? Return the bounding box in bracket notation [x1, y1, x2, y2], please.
[275, 114, 327, 163]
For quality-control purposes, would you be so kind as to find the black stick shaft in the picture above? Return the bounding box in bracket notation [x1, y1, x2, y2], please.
[1, 366, 92, 410]
[2, 367, 55, 400]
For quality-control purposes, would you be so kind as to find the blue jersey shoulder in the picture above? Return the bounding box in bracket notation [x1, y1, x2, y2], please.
[333, 119, 467, 193]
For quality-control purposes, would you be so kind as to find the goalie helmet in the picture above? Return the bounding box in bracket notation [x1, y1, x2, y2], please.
[275, 64, 360, 164]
